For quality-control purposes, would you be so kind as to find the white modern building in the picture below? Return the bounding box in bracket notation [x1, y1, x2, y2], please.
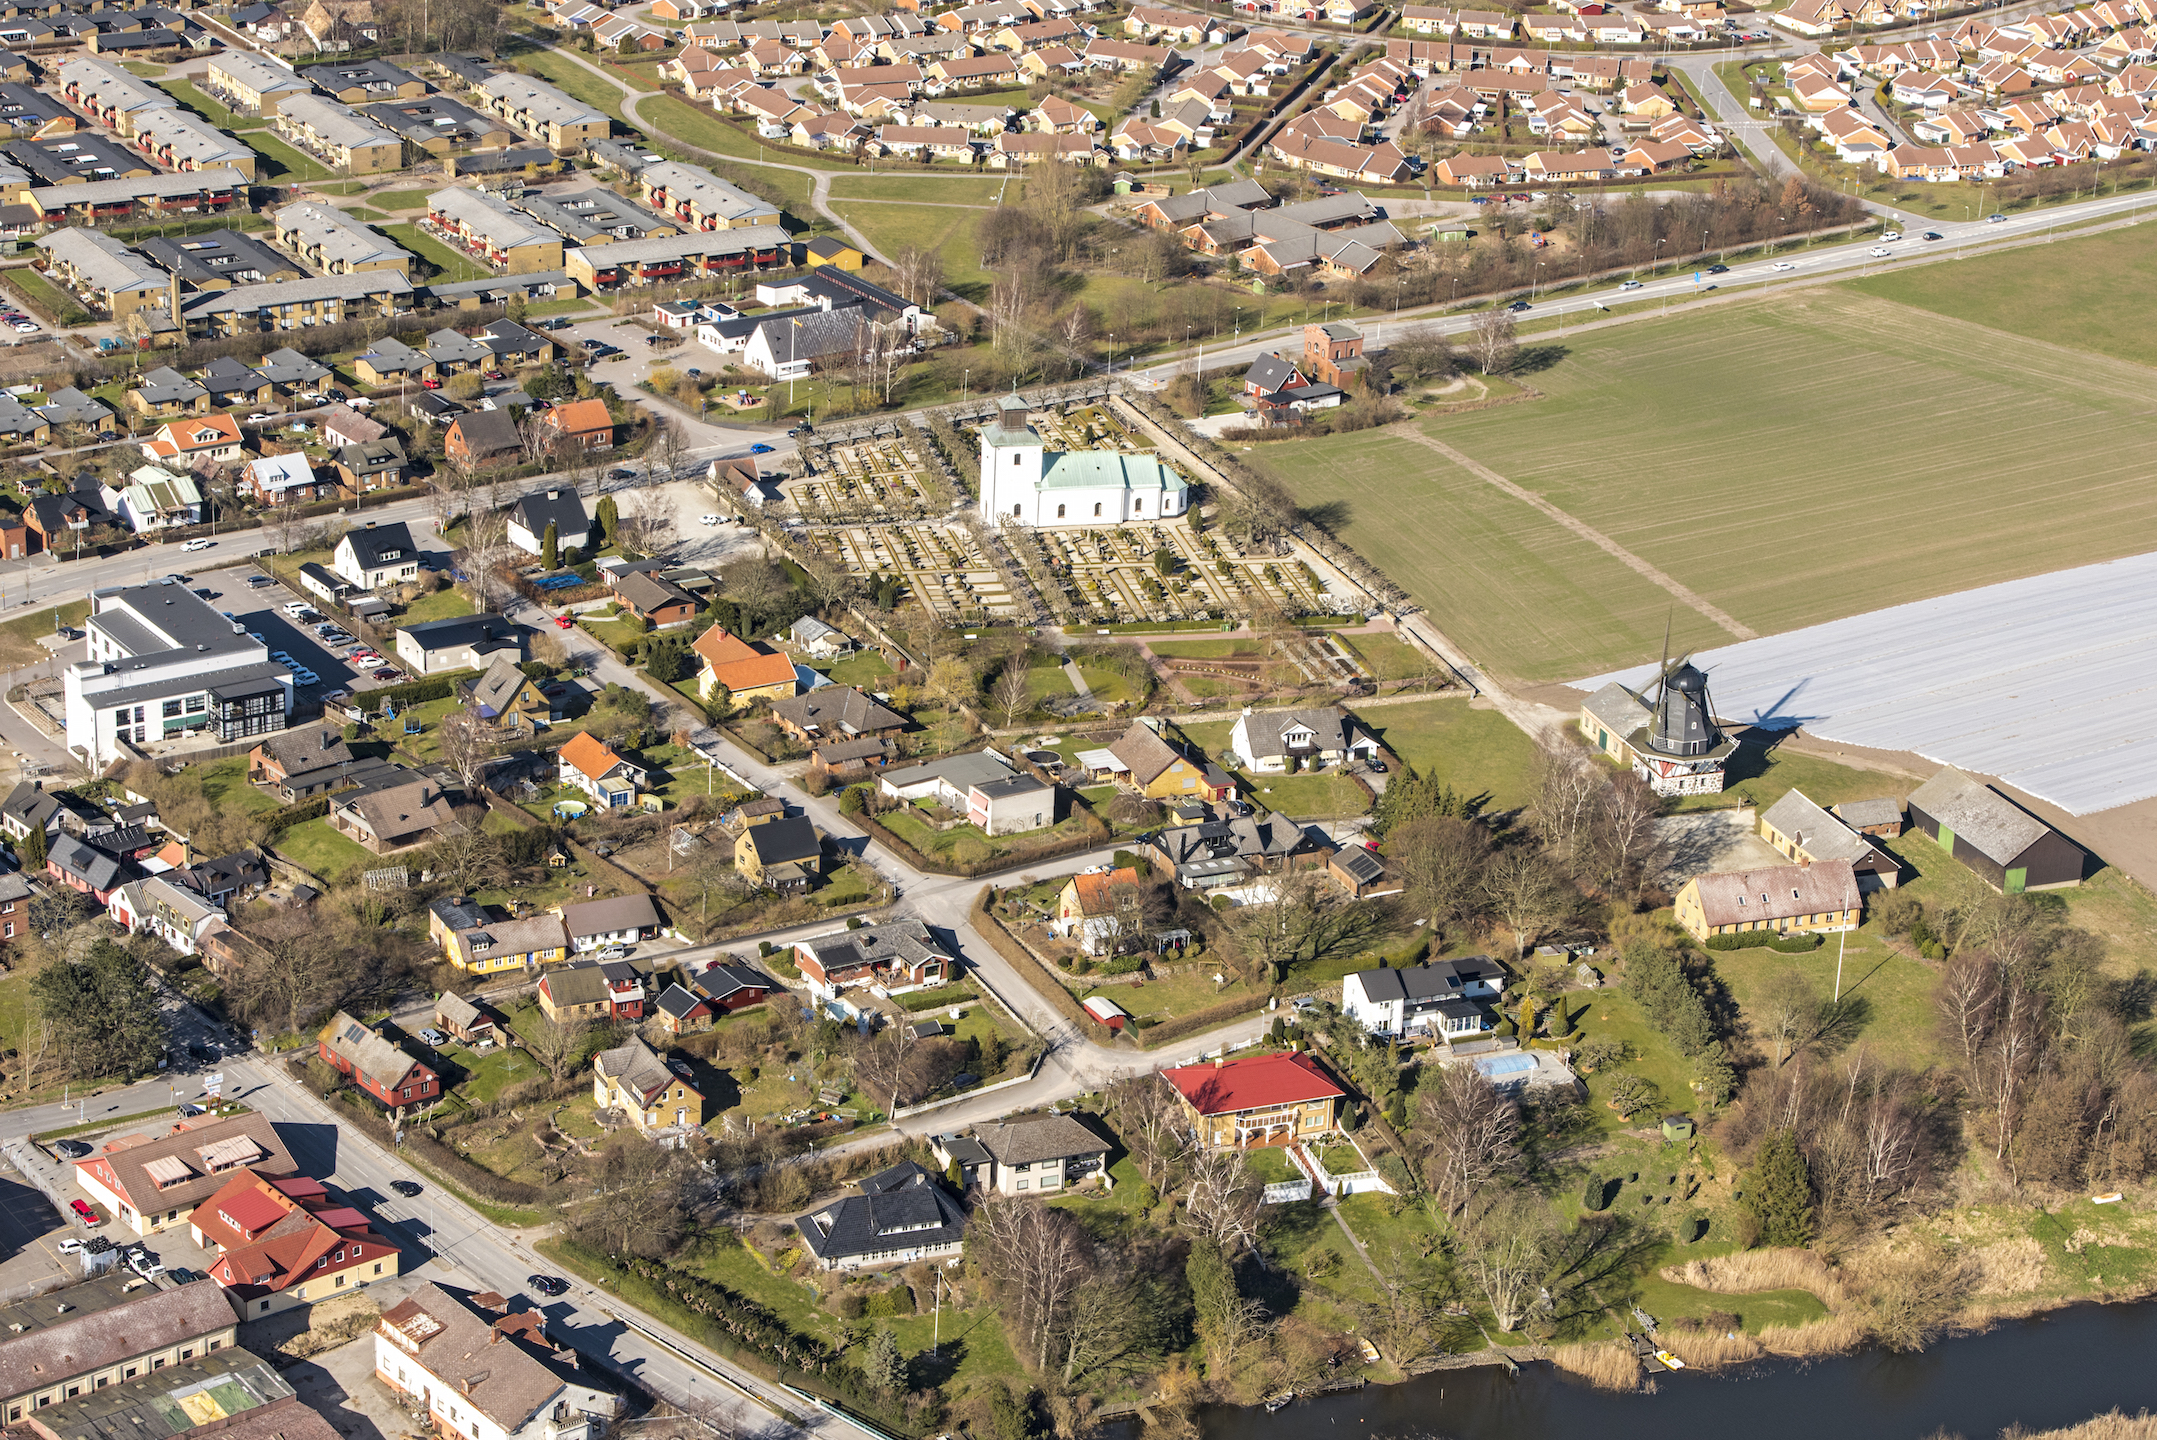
[979, 392, 1189, 526]
[1341, 957, 1506, 1040]
[1228, 705, 1380, 773]
[64, 581, 293, 766]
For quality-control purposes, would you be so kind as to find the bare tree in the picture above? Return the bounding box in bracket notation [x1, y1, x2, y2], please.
[1179, 1144, 1261, 1254]
[462, 507, 514, 612]
[645, 414, 687, 486]
[437, 711, 499, 794]
[1467, 308, 1519, 376]
[616, 490, 675, 557]
[1104, 1073, 1187, 1186]
[991, 661, 1034, 729]
[890, 245, 946, 307]
[1759, 969, 1820, 1069]
[1217, 869, 1348, 983]
[1481, 847, 1574, 960]
[1353, 1248, 1449, 1370]
[426, 822, 502, 895]
[1531, 737, 1603, 863]
[1102, 872, 1165, 959]
[1458, 1193, 1552, 1333]
[524, 1013, 594, 1080]
[1972, 980, 2046, 1168]
[1935, 953, 2001, 1069]
[850, 1022, 920, 1117]
[969, 1196, 1092, 1372]
[720, 557, 792, 637]
[1388, 813, 1491, 939]
[1415, 1063, 1522, 1219]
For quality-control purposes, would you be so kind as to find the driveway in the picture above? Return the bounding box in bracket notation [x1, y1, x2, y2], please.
[1654, 808, 1782, 893]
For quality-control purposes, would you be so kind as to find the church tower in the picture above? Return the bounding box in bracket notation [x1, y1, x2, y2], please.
[980, 392, 1045, 522]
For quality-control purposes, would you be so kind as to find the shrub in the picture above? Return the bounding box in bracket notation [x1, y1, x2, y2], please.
[832, 1290, 866, 1320]
[1583, 1176, 1609, 1212]
[1707, 931, 1824, 953]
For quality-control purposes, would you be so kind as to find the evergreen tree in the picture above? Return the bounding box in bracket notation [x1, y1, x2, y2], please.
[945, 1157, 964, 1190]
[596, 495, 620, 548]
[863, 1326, 907, 1393]
[541, 521, 559, 570]
[29, 939, 166, 1081]
[1742, 1129, 1816, 1247]
[19, 822, 43, 872]
[1370, 767, 1467, 836]
[1186, 1239, 1237, 1351]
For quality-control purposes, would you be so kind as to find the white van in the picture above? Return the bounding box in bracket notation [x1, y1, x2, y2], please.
[182, 537, 214, 552]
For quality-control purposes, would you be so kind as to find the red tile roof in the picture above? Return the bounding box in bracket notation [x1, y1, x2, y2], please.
[1161, 1051, 1344, 1116]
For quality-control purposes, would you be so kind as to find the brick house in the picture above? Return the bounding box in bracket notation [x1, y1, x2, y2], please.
[316, 1011, 440, 1108]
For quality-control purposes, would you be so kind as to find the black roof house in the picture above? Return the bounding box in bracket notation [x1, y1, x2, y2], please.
[341, 520, 417, 572]
[1905, 767, 2084, 893]
[795, 1160, 966, 1270]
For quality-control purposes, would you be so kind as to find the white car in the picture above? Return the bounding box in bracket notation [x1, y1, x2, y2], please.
[1881, 230, 1902, 241]
[245, 412, 275, 425]
[699, 513, 722, 525]
[1868, 246, 1892, 258]
[280, 602, 311, 617]
[12, 321, 36, 334]
[346, 396, 374, 409]
[1619, 279, 1644, 291]
[183, 537, 214, 552]
[56, 1237, 83, 1255]
[1770, 261, 1797, 271]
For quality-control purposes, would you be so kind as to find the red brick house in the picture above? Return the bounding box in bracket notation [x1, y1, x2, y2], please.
[317, 1010, 440, 1108]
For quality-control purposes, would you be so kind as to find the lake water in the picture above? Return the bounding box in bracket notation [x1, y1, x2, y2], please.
[1184, 1300, 2157, 1440]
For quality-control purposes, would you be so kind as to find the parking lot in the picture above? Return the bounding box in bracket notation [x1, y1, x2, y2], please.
[0, 1148, 98, 1299]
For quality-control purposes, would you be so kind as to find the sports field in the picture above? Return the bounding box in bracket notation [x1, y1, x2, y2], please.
[1251, 287, 2157, 684]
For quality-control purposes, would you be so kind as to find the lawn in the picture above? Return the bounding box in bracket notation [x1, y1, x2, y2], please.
[826, 174, 1017, 203]
[1146, 637, 1267, 660]
[1708, 930, 1942, 1073]
[829, 199, 988, 298]
[4, 269, 75, 325]
[399, 587, 476, 625]
[0, 597, 89, 668]
[1847, 222, 2157, 370]
[381, 223, 493, 284]
[1349, 696, 1541, 814]
[1681, 734, 1917, 816]
[820, 650, 893, 687]
[271, 817, 381, 884]
[525, 297, 597, 318]
[159, 78, 267, 130]
[193, 755, 285, 818]
[247, 132, 334, 184]
[1235, 768, 1368, 821]
[367, 190, 434, 213]
[1568, 985, 1700, 1138]
[639, 95, 851, 170]
[1342, 631, 1438, 681]
[516, 48, 629, 125]
[1249, 288, 2157, 684]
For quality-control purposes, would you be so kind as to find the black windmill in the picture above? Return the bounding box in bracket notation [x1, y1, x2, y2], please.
[1648, 658, 1722, 759]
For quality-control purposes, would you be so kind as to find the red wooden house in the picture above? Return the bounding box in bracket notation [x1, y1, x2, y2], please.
[317, 1011, 441, 1108]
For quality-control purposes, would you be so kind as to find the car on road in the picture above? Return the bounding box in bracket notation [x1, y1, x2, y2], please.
[1769, 261, 1797, 271]
[1881, 230, 1902, 241]
[391, 1179, 422, 1197]
[553, 614, 574, 629]
[56, 1237, 83, 1255]
[538, 318, 573, 331]
[699, 513, 722, 525]
[685, 368, 701, 378]
[1987, 212, 2008, 223]
[245, 413, 275, 425]
[749, 442, 774, 454]
[69, 1199, 101, 1226]
[607, 468, 634, 480]
[54, 1139, 91, 1159]
[528, 1275, 570, 1297]
[1506, 300, 1531, 312]
[1869, 246, 1893, 257]
[1619, 279, 1644, 290]
[1922, 230, 1944, 240]
[1707, 263, 1729, 274]
[182, 537, 214, 552]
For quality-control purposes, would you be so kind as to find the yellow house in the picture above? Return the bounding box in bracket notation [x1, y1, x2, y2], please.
[1160, 1051, 1345, 1149]
[594, 1036, 706, 1133]
[1106, 719, 1234, 802]
[444, 913, 571, 974]
[803, 235, 865, 271]
[1673, 859, 1861, 943]
[735, 815, 821, 894]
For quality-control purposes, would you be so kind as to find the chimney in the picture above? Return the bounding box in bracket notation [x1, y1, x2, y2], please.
[1212, 1054, 1223, 1070]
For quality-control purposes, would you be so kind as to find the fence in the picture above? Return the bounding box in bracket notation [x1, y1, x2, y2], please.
[1262, 1177, 1314, 1204]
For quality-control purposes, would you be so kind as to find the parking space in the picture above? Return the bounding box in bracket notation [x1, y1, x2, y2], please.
[222, 565, 433, 710]
[0, 1151, 94, 1296]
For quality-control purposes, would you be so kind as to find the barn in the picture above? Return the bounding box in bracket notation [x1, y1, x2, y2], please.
[1905, 767, 2083, 893]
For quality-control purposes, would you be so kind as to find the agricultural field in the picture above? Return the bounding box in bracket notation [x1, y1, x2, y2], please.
[1846, 222, 2157, 369]
[1252, 289, 2157, 684]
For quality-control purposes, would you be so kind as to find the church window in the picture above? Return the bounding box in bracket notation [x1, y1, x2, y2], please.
[1093, 502, 1101, 517]
[1134, 497, 1144, 512]
[1013, 504, 1022, 517]
[1056, 504, 1065, 518]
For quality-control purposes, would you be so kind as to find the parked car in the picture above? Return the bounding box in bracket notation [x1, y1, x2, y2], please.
[69, 1199, 101, 1226]
[244, 413, 275, 425]
[54, 1139, 91, 1159]
[371, 667, 400, 681]
[418, 1028, 448, 1047]
[127, 1251, 164, 1279]
[56, 1237, 83, 1255]
[699, 514, 722, 526]
[594, 946, 630, 961]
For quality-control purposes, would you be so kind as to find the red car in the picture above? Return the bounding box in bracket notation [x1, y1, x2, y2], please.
[421, 378, 443, 390]
[371, 667, 399, 681]
[70, 1199, 101, 1226]
[554, 615, 573, 629]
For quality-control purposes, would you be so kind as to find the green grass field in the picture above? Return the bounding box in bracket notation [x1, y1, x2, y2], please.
[367, 189, 434, 212]
[272, 817, 380, 884]
[639, 95, 850, 171]
[4, 269, 74, 325]
[381, 223, 492, 283]
[0, 597, 89, 668]
[826, 174, 1017, 203]
[1341, 632, 1434, 681]
[516, 48, 629, 125]
[1848, 223, 2157, 370]
[249, 132, 334, 184]
[1252, 288, 2157, 683]
[159, 79, 267, 130]
[1350, 697, 1541, 814]
[830, 200, 987, 297]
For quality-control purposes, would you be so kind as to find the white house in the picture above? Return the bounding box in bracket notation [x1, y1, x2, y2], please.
[978, 391, 1189, 526]
[108, 874, 224, 955]
[393, 614, 522, 676]
[1227, 704, 1380, 773]
[105, 467, 205, 534]
[333, 519, 422, 590]
[968, 774, 1056, 835]
[507, 488, 593, 556]
[376, 1283, 621, 1440]
[1341, 957, 1505, 1040]
[64, 580, 292, 766]
[789, 615, 856, 658]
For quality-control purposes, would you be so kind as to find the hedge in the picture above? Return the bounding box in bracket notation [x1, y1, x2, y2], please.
[1705, 931, 1826, 953]
[974, 888, 1094, 1033]
[894, 985, 980, 1013]
[1130, 991, 1268, 1050]
[366, 668, 481, 711]
[261, 794, 331, 838]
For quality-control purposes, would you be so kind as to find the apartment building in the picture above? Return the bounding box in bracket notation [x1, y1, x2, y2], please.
[63, 581, 292, 766]
[275, 200, 414, 278]
[274, 93, 405, 174]
[427, 186, 564, 273]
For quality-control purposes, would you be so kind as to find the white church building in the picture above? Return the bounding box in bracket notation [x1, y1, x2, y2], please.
[979, 393, 1190, 526]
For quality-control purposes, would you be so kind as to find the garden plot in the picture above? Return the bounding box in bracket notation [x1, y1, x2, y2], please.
[813, 522, 1017, 622]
